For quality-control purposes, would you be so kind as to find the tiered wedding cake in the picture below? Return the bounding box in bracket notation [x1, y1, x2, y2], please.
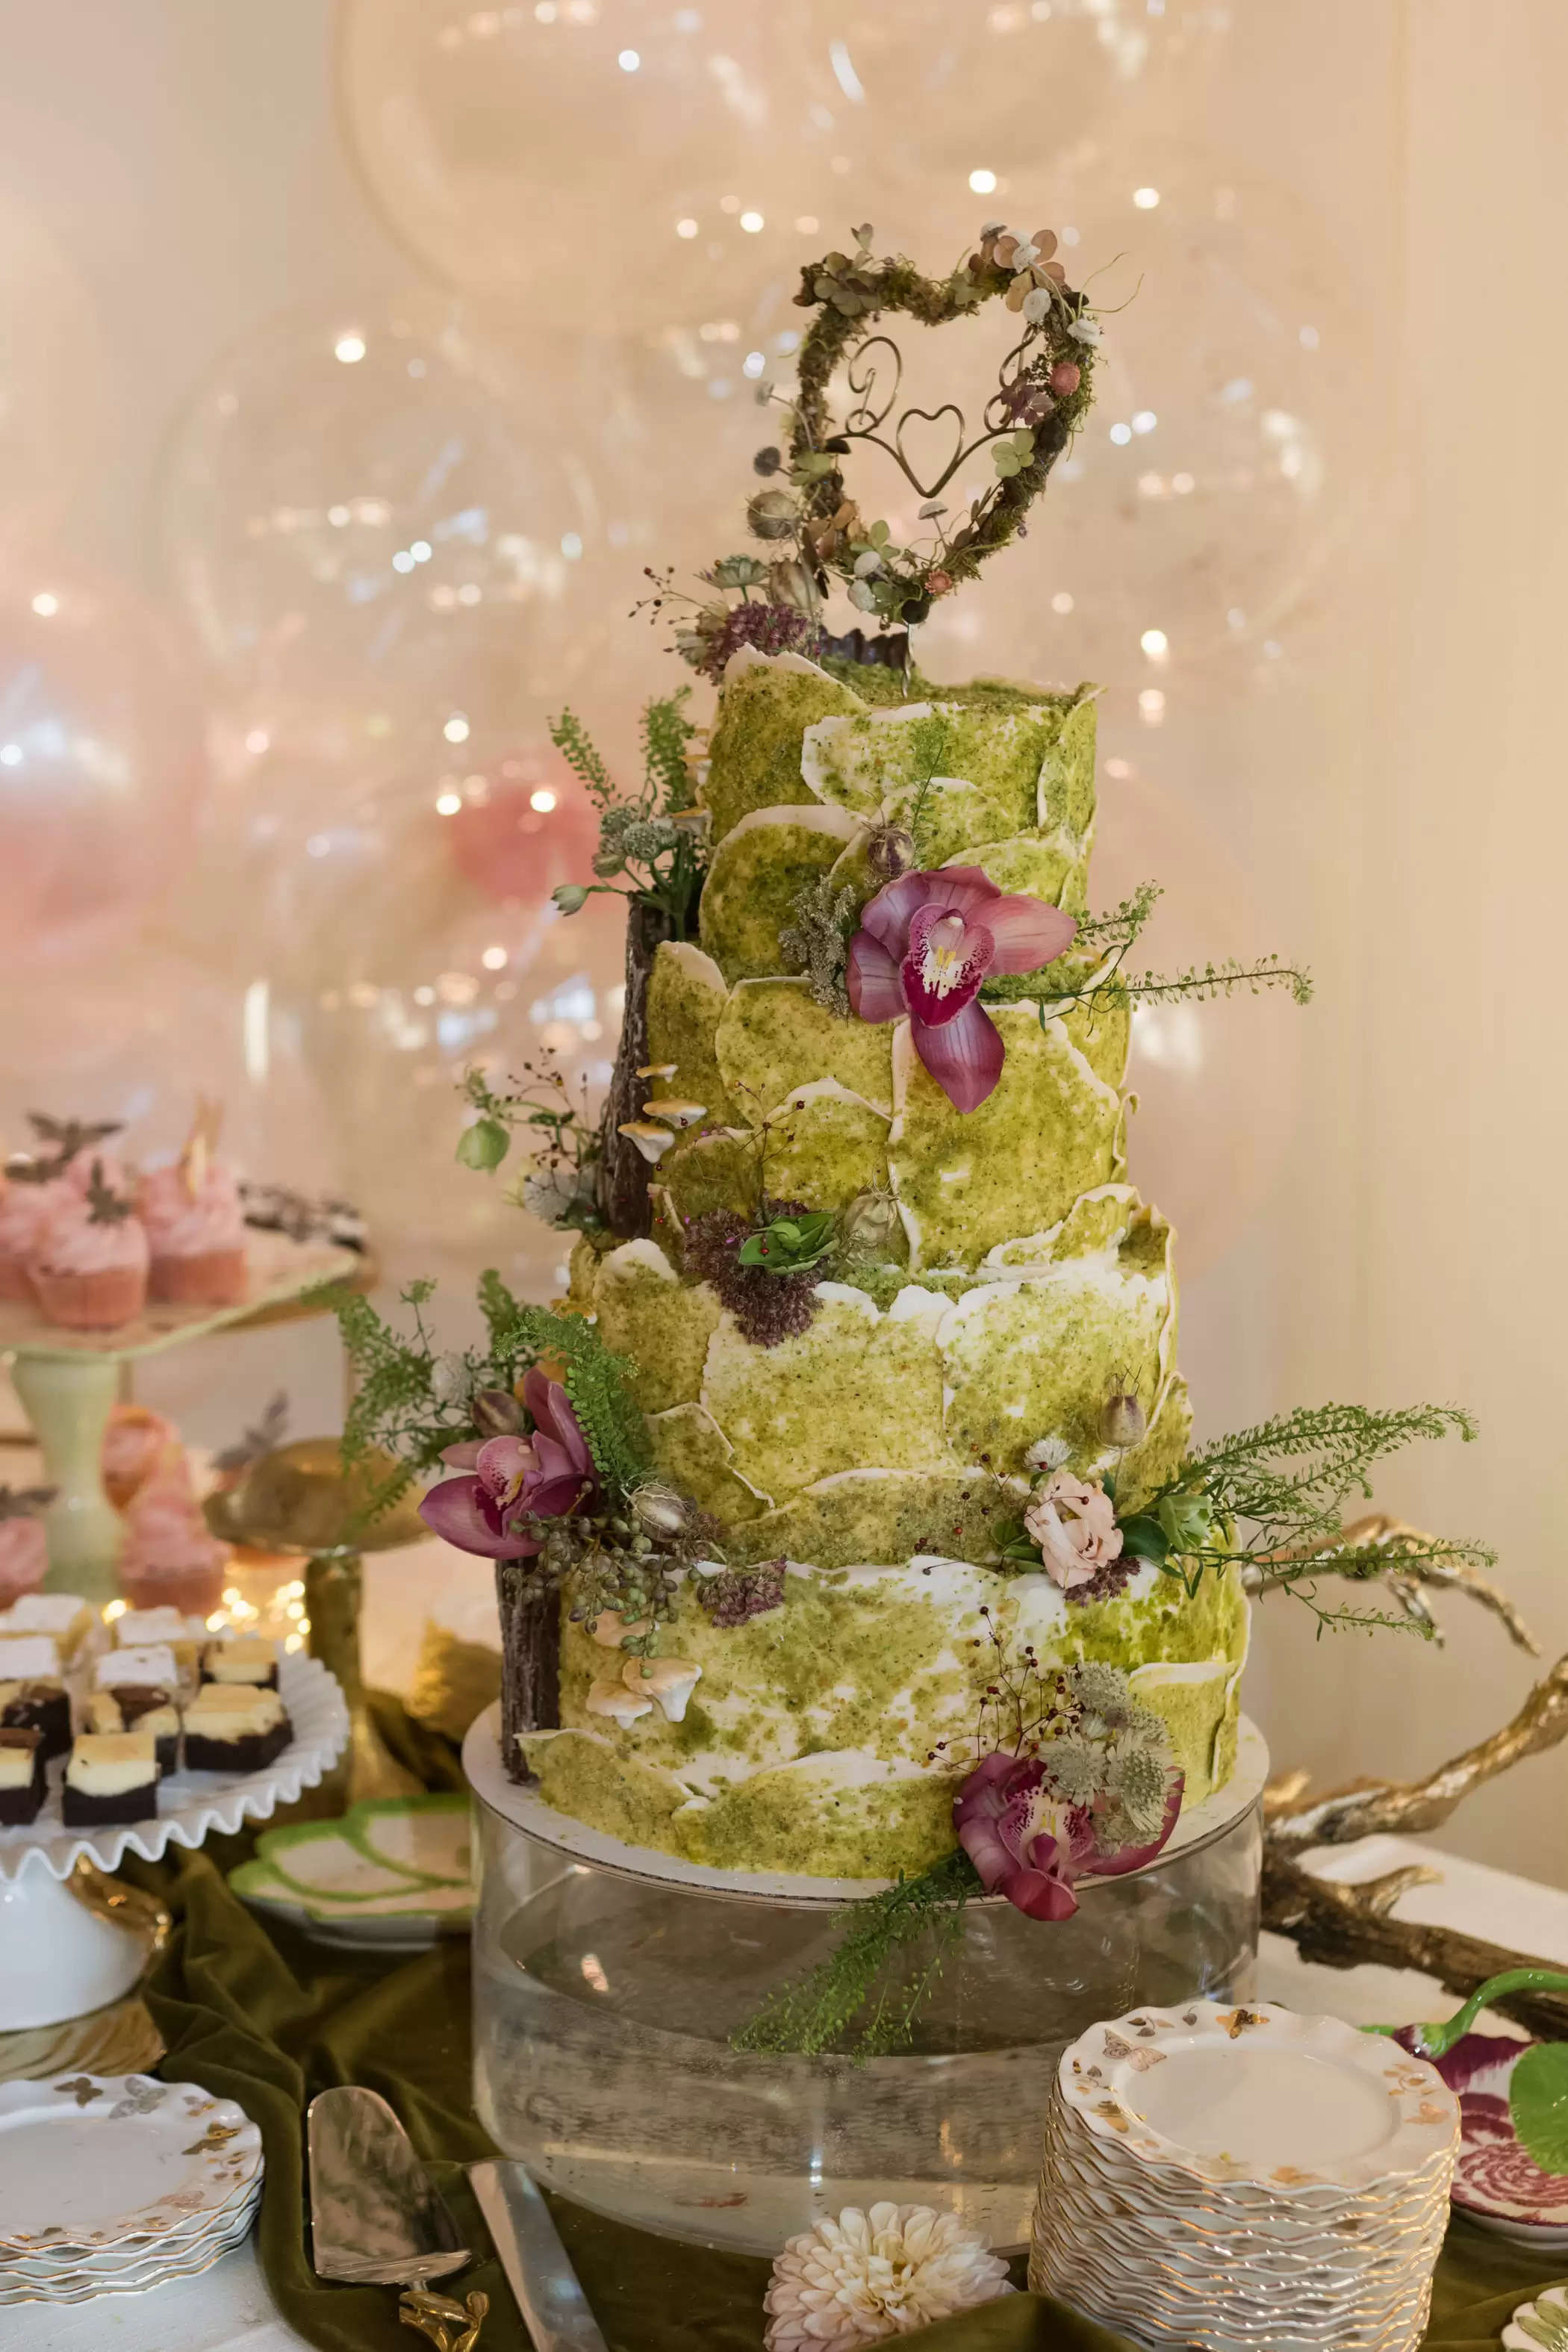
[523, 650, 1247, 1878]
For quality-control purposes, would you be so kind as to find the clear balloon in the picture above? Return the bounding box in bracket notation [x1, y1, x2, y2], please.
[0, 558, 208, 966]
[796, 1, 1232, 196]
[0, 191, 109, 547]
[160, 290, 599, 727]
[287, 823, 626, 1298]
[0, 942, 335, 1192]
[337, 0, 840, 327]
[1092, 762, 1303, 1280]
[906, 149, 1367, 688]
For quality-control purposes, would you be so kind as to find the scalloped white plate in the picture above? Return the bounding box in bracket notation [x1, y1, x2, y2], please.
[0, 1654, 349, 1884]
[1058, 2001, 1460, 2195]
[463, 1705, 1269, 1908]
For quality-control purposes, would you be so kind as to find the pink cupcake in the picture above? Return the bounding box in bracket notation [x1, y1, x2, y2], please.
[0, 1490, 49, 1604]
[137, 1116, 249, 1309]
[0, 1172, 62, 1303]
[27, 1160, 149, 1330]
[118, 1460, 230, 1617]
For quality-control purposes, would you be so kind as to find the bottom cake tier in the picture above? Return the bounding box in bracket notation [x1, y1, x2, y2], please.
[466, 1708, 1266, 2257]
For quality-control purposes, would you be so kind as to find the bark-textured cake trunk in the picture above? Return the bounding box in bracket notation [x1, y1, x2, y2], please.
[597, 895, 675, 1240]
[496, 1559, 561, 1782]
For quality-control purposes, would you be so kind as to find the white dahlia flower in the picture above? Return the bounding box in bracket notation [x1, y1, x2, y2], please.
[763, 2202, 1012, 2351]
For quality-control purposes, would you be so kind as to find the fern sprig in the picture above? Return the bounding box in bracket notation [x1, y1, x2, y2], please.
[641, 688, 697, 813]
[732, 1849, 977, 2061]
[478, 1278, 649, 1496]
[548, 706, 617, 809]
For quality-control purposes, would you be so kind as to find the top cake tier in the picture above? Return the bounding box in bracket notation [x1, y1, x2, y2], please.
[640, 647, 1127, 1277]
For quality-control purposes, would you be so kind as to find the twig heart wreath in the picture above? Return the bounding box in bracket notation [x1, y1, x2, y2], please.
[785, 222, 1103, 629]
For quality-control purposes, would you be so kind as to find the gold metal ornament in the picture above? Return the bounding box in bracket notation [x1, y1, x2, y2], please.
[398, 2287, 488, 2351]
[204, 1438, 428, 1805]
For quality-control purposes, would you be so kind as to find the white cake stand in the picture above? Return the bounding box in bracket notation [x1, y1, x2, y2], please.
[0, 1231, 362, 1599]
[0, 1654, 349, 2032]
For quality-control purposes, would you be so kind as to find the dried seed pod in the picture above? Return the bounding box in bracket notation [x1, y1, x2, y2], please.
[1101, 1390, 1148, 1449]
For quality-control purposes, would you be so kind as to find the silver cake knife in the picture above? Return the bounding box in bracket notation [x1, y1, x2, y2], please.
[469, 2160, 609, 2352]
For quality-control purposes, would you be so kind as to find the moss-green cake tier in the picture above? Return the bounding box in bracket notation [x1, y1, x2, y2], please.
[519, 644, 1249, 1879]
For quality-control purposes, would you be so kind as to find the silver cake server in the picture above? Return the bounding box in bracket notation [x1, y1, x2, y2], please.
[469, 2160, 609, 2352]
[308, 2085, 472, 2286]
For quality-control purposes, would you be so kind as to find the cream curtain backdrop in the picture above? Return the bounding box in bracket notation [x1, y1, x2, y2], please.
[0, 0, 1563, 1872]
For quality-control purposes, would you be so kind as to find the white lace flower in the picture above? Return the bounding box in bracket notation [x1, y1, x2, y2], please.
[429, 1351, 472, 1408]
[1024, 1435, 1071, 1473]
[764, 2203, 1012, 2351]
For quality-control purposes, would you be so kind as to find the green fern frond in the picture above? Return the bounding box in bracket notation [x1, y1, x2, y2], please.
[733, 1849, 976, 2061]
[641, 688, 697, 812]
[548, 706, 617, 807]
[478, 1280, 649, 1496]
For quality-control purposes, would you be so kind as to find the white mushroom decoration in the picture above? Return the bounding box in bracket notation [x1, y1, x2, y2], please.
[621, 1655, 703, 1723]
[585, 1678, 655, 1727]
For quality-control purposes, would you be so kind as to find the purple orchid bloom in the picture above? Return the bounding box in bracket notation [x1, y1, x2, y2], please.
[418, 1367, 595, 1559]
[846, 867, 1077, 1113]
[953, 1750, 1184, 1921]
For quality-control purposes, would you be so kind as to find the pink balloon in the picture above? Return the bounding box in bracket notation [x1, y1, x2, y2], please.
[447, 746, 597, 905]
[0, 559, 206, 964]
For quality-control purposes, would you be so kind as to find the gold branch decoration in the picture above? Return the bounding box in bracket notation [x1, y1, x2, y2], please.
[1261, 1516, 1568, 2030]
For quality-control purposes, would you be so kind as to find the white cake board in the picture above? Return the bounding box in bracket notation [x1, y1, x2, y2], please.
[462, 1703, 1269, 1909]
[0, 1654, 349, 2030]
[0, 1231, 359, 1596]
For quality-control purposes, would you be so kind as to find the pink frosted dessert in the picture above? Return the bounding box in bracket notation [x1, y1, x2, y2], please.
[27, 1162, 149, 1330]
[117, 1460, 229, 1617]
[0, 1496, 48, 1605]
[138, 1157, 249, 1308]
[0, 1174, 63, 1303]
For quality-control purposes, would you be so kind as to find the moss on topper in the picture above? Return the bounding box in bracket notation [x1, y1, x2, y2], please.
[646, 1401, 771, 1521]
[701, 1285, 949, 1499]
[716, 979, 894, 1120]
[889, 1007, 1124, 1268]
[939, 1227, 1175, 1478]
[644, 942, 739, 1126]
[589, 1239, 719, 1416]
[761, 1083, 890, 1213]
[724, 1465, 1023, 1570]
[703, 656, 866, 844]
[699, 806, 859, 986]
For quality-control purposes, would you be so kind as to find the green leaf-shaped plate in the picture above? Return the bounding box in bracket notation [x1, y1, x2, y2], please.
[228, 1795, 472, 1948]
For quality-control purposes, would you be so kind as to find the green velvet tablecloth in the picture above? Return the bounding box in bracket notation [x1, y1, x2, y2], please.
[131, 1698, 1568, 2352]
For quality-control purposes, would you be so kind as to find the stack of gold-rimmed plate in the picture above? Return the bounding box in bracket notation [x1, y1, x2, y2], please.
[1030, 2002, 1460, 2352]
[0, 2072, 263, 2304]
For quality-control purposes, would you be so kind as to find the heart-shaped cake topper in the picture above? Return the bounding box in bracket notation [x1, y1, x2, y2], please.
[634, 220, 1101, 680]
[786, 221, 1101, 629]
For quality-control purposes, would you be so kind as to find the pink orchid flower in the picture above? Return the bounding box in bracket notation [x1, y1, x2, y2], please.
[418, 1368, 595, 1559]
[845, 866, 1077, 1113]
[953, 1750, 1183, 1921]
